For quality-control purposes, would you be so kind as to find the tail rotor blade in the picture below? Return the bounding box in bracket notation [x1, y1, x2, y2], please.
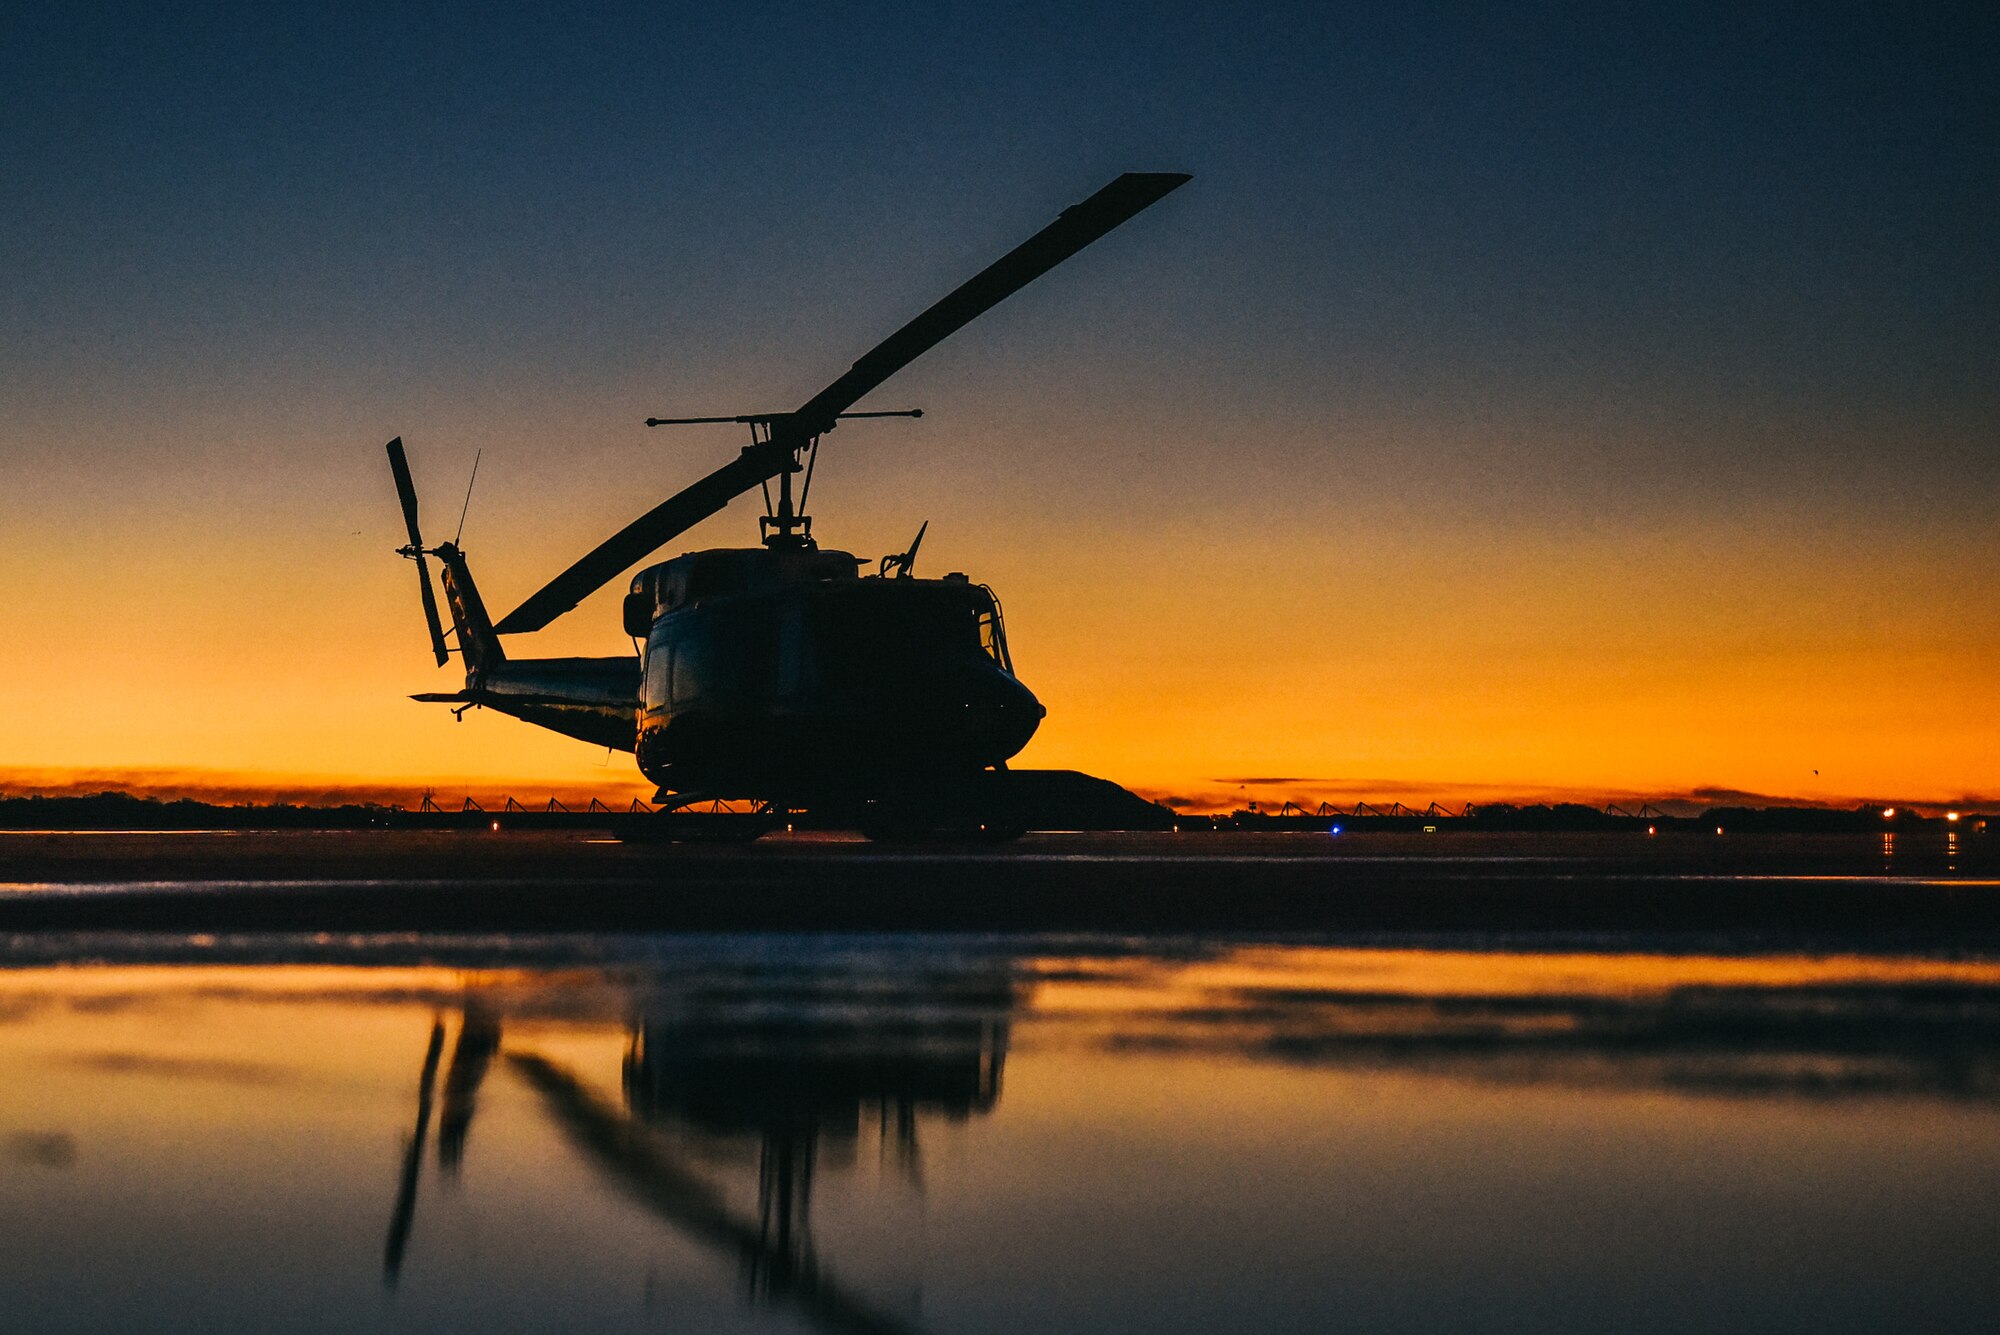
[388, 438, 449, 666]
[415, 553, 449, 667]
[386, 437, 425, 551]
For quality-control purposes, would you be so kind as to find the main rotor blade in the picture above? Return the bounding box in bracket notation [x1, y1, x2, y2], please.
[386, 437, 424, 550]
[787, 172, 1190, 439]
[493, 171, 1190, 634]
[415, 553, 449, 667]
[491, 442, 789, 634]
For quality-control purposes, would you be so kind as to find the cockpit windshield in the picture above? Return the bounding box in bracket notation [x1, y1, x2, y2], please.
[972, 586, 1013, 674]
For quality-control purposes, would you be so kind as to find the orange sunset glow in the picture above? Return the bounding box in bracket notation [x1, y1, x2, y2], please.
[3, 405, 1993, 811]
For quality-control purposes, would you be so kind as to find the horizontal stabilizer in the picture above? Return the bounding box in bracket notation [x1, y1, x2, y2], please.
[410, 689, 608, 708]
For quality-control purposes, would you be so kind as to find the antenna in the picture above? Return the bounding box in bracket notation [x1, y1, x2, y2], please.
[453, 449, 482, 546]
[881, 521, 928, 578]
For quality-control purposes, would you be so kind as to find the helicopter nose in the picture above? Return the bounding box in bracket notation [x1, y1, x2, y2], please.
[957, 666, 1044, 756]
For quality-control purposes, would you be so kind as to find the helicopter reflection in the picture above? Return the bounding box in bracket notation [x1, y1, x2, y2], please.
[437, 1002, 501, 1171]
[382, 957, 1019, 1335]
[618, 968, 1008, 1297]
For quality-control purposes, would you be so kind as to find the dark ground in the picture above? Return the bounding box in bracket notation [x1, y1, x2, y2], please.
[0, 829, 1995, 945]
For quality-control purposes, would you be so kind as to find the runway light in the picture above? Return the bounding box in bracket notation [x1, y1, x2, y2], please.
[491, 821, 500, 832]
[1947, 812, 1961, 822]
[1716, 826, 1724, 835]
[1882, 807, 1896, 819]
[1648, 825, 1656, 836]
[1329, 825, 1342, 836]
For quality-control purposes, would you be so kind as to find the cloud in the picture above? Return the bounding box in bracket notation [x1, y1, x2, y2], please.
[1210, 776, 1342, 787]
[1686, 785, 1823, 806]
[1135, 775, 2000, 817]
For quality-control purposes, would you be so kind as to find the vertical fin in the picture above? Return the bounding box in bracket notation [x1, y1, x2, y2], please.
[434, 543, 507, 676]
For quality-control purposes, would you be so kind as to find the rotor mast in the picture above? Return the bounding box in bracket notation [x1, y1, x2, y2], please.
[644, 409, 923, 550]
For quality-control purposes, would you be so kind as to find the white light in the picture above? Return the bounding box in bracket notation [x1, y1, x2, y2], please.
[1948, 812, 1961, 822]
[1882, 807, 1896, 819]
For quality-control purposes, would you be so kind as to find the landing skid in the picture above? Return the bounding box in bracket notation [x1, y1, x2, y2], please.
[611, 797, 781, 845]
[611, 783, 1030, 844]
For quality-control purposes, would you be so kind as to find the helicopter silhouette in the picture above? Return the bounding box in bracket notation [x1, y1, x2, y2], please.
[386, 172, 1189, 838]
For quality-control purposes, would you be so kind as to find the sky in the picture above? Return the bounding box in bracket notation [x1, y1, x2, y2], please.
[2, 1, 1996, 811]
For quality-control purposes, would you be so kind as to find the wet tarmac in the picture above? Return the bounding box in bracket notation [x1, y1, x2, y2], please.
[3, 934, 1998, 1334]
[0, 829, 1995, 944]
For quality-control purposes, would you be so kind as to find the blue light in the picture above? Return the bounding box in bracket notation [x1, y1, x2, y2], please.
[1329, 825, 1342, 835]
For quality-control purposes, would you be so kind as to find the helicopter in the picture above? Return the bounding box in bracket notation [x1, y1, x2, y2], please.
[386, 172, 1190, 838]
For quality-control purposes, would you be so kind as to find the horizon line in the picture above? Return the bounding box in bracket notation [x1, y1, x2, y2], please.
[2, 767, 1994, 818]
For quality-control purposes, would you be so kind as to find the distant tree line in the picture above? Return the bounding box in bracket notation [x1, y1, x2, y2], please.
[0, 792, 399, 830]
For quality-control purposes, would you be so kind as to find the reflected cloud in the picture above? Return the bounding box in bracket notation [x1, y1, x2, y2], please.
[1033, 950, 2000, 1101]
[64, 1051, 296, 1085]
[5, 1130, 76, 1168]
[0, 995, 51, 1025]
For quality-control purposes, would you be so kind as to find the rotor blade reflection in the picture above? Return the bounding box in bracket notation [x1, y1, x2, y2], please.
[382, 1018, 447, 1285]
[508, 1052, 924, 1335]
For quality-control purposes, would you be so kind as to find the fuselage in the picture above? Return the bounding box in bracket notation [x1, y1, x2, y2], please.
[420, 540, 1041, 802]
[629, 546, 1043, 800]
